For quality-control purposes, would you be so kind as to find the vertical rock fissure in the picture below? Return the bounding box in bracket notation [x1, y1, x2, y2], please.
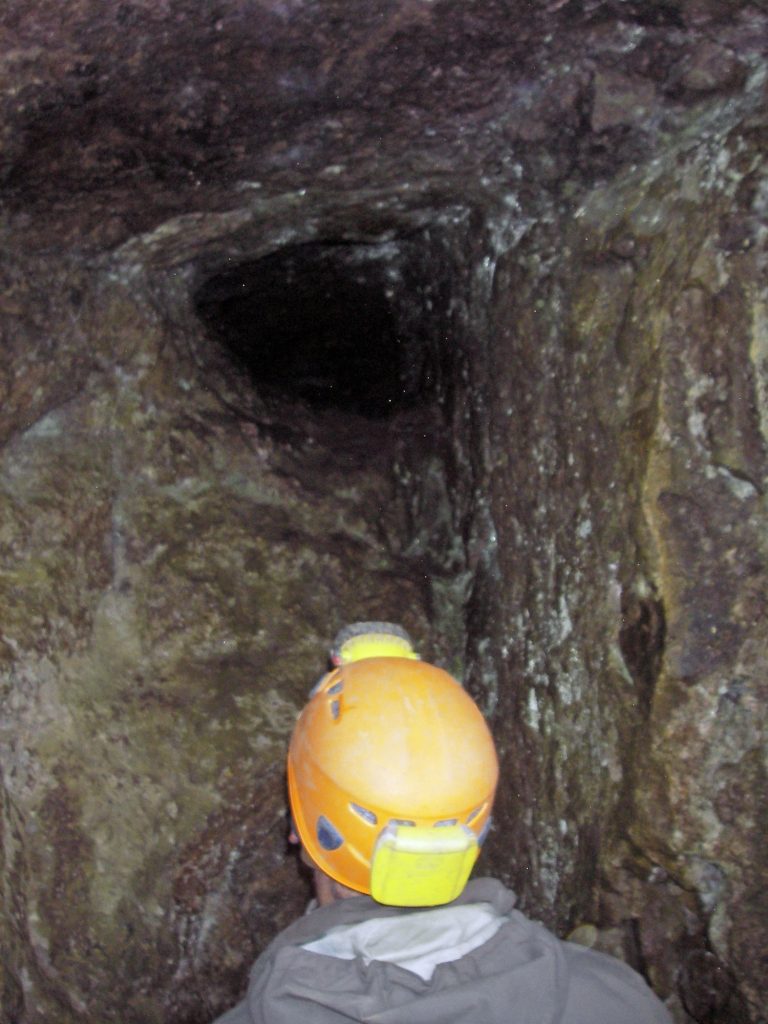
[189, 225, 483, 677]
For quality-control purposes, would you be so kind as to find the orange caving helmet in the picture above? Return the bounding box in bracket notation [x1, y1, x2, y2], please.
[287, 657, 499, 907]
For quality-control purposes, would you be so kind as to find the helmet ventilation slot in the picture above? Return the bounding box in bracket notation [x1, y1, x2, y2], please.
[317, 815, 344, 851]
[350, 803, 378, 826]
[466, 804, 484, 824]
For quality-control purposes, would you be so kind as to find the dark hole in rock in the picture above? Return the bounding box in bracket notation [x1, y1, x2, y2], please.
[618, 590, 666, 716]
[194, 240, 438, 420]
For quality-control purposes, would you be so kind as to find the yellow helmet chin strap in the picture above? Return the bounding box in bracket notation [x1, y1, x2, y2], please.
[370, 824, 479, 907]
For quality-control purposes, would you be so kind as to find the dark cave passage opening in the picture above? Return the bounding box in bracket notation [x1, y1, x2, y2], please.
[193, 239, 442, 422]
[188, 219, 481, 688]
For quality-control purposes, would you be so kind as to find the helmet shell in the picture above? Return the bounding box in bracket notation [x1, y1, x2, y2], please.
[287, 657, 498, 898]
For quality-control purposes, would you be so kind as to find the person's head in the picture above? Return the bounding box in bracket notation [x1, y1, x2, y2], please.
[287, 649, 499, 908]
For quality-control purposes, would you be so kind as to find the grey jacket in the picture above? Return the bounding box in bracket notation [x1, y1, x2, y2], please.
[213, 878, 672, 1024]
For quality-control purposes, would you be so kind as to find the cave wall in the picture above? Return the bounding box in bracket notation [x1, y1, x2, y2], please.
[1, 2, 767, 1023]
[0, 236, 442, 1021]
[458, 97, 768, 1020]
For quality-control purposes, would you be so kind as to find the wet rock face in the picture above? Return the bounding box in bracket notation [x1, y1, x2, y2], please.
[1, 2, 767, 1022]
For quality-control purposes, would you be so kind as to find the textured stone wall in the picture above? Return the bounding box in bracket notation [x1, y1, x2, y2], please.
[460, 90, 768, 1021]
[0, 235, 443, 1021]
[1, 2, 767, 1022]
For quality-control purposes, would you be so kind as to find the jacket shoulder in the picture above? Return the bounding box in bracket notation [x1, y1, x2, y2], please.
[562, 942, 673, 1023]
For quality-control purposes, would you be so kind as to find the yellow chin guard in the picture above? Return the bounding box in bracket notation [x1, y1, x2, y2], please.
[370, 824, 479, 907]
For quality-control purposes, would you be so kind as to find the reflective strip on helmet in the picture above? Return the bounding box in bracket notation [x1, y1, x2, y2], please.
[370, 823, 478, 907]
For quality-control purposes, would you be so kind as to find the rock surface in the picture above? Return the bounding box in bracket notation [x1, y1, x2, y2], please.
[1, 2, 766, 1022]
